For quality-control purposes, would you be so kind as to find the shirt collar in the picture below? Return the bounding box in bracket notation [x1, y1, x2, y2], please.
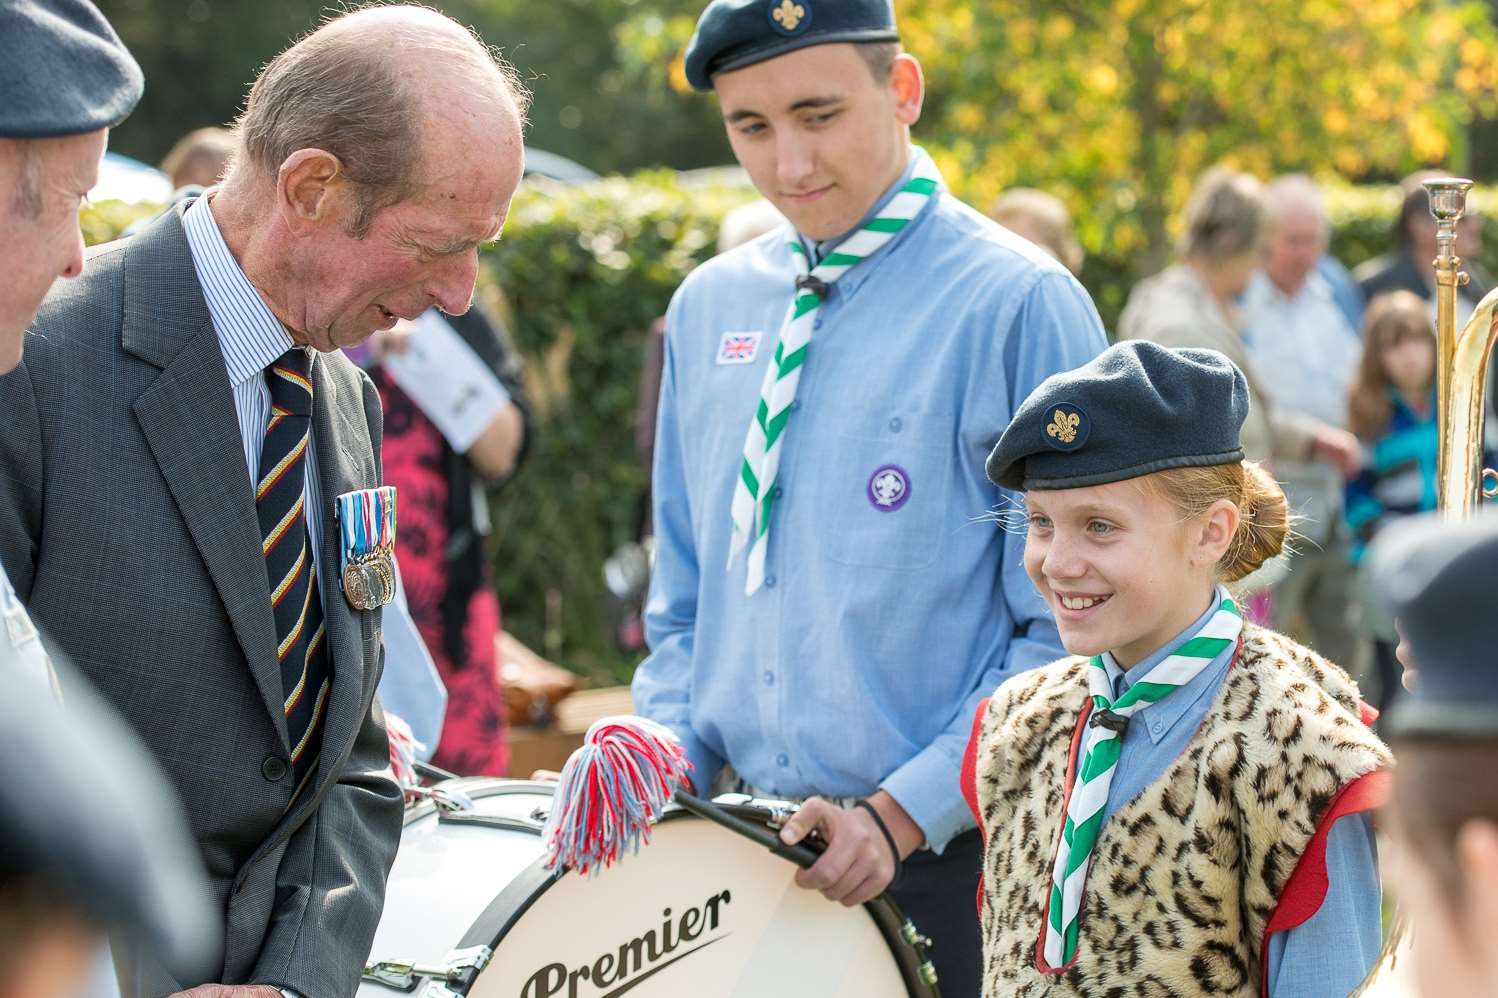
[797, 147, 939, 301]
[1245, 268, 1333, 309]
[181, 193, 298, 388]
[1100, 589, 1230, 744]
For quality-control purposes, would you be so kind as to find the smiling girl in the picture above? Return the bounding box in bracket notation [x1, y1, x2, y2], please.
[961, 341, 1392, 997]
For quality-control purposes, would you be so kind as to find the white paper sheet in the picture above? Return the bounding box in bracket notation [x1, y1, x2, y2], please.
[382, 310, 511, 453]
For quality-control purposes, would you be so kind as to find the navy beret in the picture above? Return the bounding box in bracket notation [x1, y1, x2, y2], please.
[684, 0, 899, 92]
[1368, 513, 1498, 738]
[0, 0, 143, 138]
[0, 675, 217, 975]
[986, 340, 1250, 491]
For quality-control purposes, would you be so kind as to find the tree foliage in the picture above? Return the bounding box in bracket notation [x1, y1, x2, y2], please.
[613, 0, 1498, 269]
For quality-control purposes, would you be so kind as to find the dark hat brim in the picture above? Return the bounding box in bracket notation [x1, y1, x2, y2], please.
[989, 447, 1248, 492]
[697, 27, 901, 90]
[1385, 698, 1498, 739]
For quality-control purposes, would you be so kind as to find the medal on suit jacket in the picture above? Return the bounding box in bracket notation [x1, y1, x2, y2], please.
[335, 486, 397, 611]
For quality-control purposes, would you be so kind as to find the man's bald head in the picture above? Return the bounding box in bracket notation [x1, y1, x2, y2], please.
[228, 3, 528, 236]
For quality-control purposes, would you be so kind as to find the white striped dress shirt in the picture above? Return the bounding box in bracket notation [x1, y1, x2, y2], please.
[180, 194, 323, 572]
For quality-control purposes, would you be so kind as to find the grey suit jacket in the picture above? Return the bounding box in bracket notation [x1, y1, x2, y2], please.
[0, 205, 404, 997]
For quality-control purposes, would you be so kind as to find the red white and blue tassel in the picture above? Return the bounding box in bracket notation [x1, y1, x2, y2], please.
[385, 711, 423, 795]
[542, 715, 693, 876]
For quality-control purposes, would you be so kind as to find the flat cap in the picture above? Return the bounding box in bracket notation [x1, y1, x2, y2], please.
[0, 0, 144, 138]
[684, 0, 899, 92]
[1368, 513, 1498, 738]
[986, 340, 1249, 491]
[0, 670, 217, 977]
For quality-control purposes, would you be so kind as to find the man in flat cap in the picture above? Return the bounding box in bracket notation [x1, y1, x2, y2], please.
[631, 0, 1106, 989]
[0, 0, 140, 700]
[0, 0, 141, 373]
[0, 6, 529, 996]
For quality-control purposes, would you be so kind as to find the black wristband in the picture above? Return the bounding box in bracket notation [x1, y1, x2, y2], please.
[855, 799, 904, 891]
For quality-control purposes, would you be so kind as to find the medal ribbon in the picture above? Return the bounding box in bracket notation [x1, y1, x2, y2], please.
[1042, 588, 1243, 968]
[726, 148, 942, 595]
[337, 486, 397, 561]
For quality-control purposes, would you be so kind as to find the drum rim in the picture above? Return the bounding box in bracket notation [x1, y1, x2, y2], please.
[381, 778, 940, 997]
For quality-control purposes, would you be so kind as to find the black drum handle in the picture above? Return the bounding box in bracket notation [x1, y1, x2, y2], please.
[672, 790, 822, 869]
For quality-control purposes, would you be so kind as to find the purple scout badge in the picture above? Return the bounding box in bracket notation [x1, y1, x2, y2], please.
[867, 465, 911, 512]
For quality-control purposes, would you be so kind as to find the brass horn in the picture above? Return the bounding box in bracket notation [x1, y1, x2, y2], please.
[1423, 178, 1498, 519]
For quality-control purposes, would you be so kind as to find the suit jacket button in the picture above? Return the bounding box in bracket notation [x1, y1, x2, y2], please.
[262, 755, 288, 782]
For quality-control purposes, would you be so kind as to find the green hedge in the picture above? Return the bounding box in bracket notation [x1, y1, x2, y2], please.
[77, 176, 1498, 682]
[483, 174, 756, 682]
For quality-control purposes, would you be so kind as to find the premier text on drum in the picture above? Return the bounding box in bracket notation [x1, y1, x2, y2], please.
[522, 890, 733, 998]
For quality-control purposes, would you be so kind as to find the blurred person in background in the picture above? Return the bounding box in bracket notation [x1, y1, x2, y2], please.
[351, 300, 530, 775]
[1343, 291, 1457, 712]
[160, 126, 235, 192]
[987, 187, 1084, 275]
[0, 7, 528, 995]
[1241, 174, 1364, 668]
[1356, 169, 1493, 328]
[1120, 167, 1361, 475]
[1372, 516, 1498, 998]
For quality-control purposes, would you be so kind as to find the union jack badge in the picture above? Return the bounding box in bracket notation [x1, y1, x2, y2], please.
[716, 331, 762, 365]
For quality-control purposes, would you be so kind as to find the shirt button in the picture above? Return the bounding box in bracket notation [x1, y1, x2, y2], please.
[1151, 722, 1163, 736]
[261, 755, 288, 782]
[772, 486, 784, 499]
[777, 753, 790, 767]
[763, 670, 775, 686]
[789, 400, 801, 411]
[813, 319, 824, 330]
[889, 417, 903, 433]
[765, 575, 777, 588]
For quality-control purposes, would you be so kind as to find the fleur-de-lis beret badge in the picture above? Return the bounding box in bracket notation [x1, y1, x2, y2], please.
[1044, 402, 1088, 452]
[770, 0, 808, 33]
[1047, 409, 1080, 443]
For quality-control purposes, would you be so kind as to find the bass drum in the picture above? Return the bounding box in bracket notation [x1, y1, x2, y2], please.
[360, 778, 940, 998]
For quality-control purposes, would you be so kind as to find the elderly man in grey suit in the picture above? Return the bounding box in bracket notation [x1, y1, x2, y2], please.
[0, 6, 527, 997]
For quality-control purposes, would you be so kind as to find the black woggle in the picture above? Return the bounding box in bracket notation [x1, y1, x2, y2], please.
[1089, 709, 1129, 734]
[795, 274, 830, 298]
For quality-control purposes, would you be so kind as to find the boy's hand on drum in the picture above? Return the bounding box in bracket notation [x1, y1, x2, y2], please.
[780, 791, 923, 907]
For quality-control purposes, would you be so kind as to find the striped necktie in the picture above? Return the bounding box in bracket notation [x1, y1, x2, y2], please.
[258, 349, 332, 795]
[727, 149, 941, 595]
[1042, 589, 1243, 968]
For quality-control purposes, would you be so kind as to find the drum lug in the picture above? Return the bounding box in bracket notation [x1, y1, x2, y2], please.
[901, 918, 933, 949]
[364, 946, 492, 995]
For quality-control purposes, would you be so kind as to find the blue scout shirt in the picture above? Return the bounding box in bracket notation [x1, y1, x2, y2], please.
[634, 154, 1107, 850]
[1098, 598, 1382, 997]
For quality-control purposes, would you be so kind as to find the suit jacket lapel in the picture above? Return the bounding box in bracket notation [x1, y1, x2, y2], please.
[308, 352, 375, 788]
[125, 207, 290, 750]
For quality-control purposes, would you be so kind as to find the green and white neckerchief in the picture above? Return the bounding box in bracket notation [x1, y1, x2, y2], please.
[727, 149, 942, 595]
[1042, 588, 1243, 968]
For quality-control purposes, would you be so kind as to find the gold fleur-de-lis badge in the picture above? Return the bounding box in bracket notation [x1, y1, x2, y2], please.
[771, 0, 807, 32]
[1046, 409, 1080, 444]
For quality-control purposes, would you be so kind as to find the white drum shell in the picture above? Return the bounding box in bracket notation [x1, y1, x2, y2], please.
[361, 779, 919, 998]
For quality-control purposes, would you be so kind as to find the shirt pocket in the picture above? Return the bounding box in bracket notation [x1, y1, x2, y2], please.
[814, 418, 954, 572]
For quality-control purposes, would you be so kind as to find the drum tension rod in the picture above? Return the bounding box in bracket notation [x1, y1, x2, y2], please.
[363, 945, 493, 993]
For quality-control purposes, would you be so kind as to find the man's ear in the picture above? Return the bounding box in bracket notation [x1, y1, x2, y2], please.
[277, 148, 343, 235]
[1194, 498, 1240, 569]
[890, 53, 924, 127]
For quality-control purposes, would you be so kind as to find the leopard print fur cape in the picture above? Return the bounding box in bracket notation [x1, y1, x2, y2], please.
[973, 624, 1391, 997]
